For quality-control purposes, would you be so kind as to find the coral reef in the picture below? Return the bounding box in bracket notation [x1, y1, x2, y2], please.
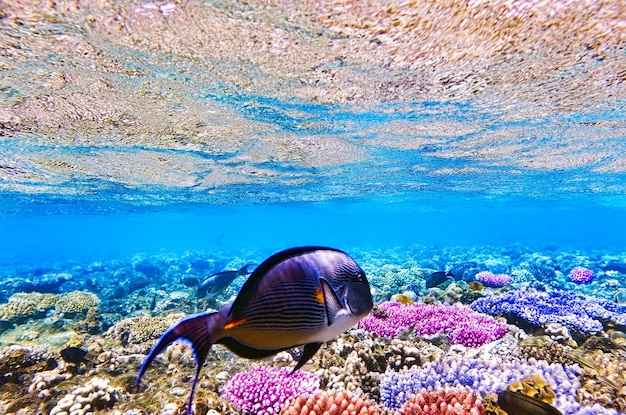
[0, 292, 58, 324]
[280, 390, 380, 415]
[1, 246, 626, 415]
[398, 386, 483, 415]
[49, 377, 121, 415]
[379, 355, 580, 411]
[471, 289, 626, 335]
[105, 313, 186, 346]
[359, 301, 508, 347]
[570, 267, 595, 284]
[475, 271, 511, 288]
[0, 344, 57, 384]
[55, 291, 100, 315]
[221, 365, 320, 415]
[515, 336, 576, 367]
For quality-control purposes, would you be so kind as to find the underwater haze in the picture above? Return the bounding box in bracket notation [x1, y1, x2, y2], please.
[1, 1, 626, 414]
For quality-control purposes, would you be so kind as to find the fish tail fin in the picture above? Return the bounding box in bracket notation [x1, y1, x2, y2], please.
[136, 311, 226, 415]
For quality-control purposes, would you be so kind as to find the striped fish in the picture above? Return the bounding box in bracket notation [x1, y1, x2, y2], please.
[136, 246, 373, 414]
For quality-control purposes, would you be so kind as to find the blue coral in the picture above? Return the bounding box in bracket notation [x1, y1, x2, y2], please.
[379, 355, 618, 415]
[471, 289, 626, 334]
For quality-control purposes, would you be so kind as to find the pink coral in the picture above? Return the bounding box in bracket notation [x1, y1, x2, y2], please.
[475, 271, 511, 287]
[280, 390, 380, 415]
[398, 386, 483, 415]
[221, 366, 320, 415]
[359, 302, 507, 347]
[569, 266, 594, 284]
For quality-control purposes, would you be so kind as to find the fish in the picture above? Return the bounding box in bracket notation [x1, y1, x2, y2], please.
[60, 346, 89, 365]
[394, 294, 414, 305]
[425, 270, 453, 289]
[136, 246, 373, 415]
[196, 263, 256, 299]
[497, 390, 563, 415]
[468, 281, 484, 291]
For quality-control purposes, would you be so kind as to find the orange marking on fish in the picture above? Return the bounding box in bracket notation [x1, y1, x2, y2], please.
[224, 318, 247, 330]
[315, 287, 325, 304]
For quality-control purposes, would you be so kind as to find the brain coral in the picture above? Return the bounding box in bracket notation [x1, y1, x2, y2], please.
[221, 365, 320, 415]
[55, 291, 100, 314]
[280, 390, 380, 415]
[398, 386, 483, 415]
[471, 289, 626, 334]
[359, 302, 507, 347]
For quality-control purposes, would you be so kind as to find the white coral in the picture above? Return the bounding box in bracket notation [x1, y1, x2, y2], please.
[49, 377, 121, 415]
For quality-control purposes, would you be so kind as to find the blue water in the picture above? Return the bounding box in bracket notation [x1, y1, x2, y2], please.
[2, 197, 626, 271]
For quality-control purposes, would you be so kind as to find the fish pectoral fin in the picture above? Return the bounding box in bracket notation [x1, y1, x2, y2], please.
[292, 342, 322, 372]
[319, 277, 343, 325]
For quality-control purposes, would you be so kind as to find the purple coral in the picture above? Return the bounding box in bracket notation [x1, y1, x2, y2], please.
[221, 366, 319, 415]
[569, 266, 594, 284]
[471, 289, 626, 334]
[358, 302, 507, 347]
[475, 271, 512, 287]
[380, 356, 584, 413]
[380, 356, 619, 415]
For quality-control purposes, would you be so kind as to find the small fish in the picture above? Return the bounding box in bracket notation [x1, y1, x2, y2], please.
[497, 390, 563, 415]
[60, 346, 88, 365]
[425, 271, 452, 289]
[615, 289, 626, 304]
[136, 247, 373, 415]
[196, 263, 256, 299]
[519, 335, 551, 348]
[468, 281, 484, 291]
[394, 294, 413, 305]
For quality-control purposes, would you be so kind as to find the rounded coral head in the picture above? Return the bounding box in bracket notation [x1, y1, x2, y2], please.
[569, 266, 594, 284]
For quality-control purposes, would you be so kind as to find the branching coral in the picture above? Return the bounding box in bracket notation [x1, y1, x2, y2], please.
[221, 365, 320, 415]
[280, 390, 380, 415]
[471, 289, 626, 335]
[398, 386, 483, 415]
[379, 355, 580, 411]
[359, 302, 508, 347]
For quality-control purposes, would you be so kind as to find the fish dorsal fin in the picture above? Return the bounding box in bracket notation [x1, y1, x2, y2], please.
[292, 342, 322, 372]
[238, 263, 256, 275]
[229, 246, 343, 317]
[320, 277, 343, 325]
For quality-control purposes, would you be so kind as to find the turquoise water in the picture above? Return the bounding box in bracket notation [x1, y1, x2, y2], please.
[2, 199, 626, 270]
